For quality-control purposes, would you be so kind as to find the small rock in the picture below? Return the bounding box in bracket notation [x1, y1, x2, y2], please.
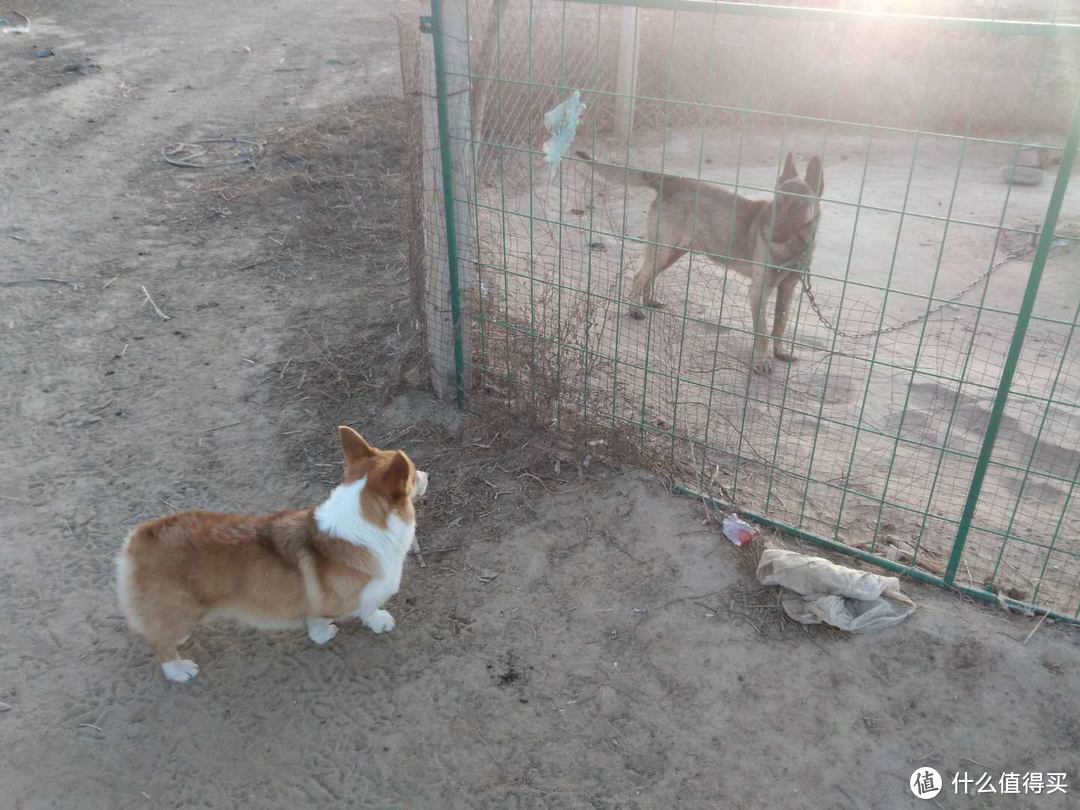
[1001, 164, 1043, 186]
[0, 701, 11, 712]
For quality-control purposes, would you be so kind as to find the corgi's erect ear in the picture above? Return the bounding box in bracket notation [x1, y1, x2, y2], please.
[805, 155, 824, 197]
[378, 451, 412, 500]
[778, 152, 798, 185]
[339, 425, 377, 466]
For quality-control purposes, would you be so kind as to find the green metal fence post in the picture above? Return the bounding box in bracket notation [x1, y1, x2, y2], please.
[945, 94, 1080, 585]
[430, 0, 469, 408]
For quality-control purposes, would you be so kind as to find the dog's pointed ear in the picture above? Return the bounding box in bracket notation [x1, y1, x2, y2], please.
[805, 155, 824, 196]
[778, 152, 798, 185]
[339, 425, 376, 466]
[378, 451, 412, 500]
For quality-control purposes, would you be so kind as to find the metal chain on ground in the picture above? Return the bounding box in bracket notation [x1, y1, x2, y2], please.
[800, 237, 1036, 341]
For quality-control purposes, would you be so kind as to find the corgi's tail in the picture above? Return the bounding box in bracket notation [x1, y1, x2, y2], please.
[115, 531, 144, 633]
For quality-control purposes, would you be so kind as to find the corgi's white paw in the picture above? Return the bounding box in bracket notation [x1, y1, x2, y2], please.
[364, 610, 396, 634]
[307, 619, 338, 645]
[162, 659, 199, 683]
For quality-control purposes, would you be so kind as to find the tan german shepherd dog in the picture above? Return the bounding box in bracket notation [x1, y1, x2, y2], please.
[576, 151, 823, 374]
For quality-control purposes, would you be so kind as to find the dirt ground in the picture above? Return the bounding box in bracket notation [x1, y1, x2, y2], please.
[2, 1, 1079, 808]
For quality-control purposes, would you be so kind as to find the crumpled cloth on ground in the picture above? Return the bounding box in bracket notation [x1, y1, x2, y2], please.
[756, 548, 916, 632]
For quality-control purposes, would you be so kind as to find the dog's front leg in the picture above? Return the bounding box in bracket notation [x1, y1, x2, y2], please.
[353, 579, 397, 634]
[747, 272, 774, 374]
[772, 275, 799, 363]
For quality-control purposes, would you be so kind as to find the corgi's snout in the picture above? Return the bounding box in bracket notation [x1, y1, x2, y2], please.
[415, 470, 429, 499]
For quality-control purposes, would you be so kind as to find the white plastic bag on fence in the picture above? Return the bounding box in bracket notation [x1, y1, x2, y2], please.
[756, 548, 916, 632]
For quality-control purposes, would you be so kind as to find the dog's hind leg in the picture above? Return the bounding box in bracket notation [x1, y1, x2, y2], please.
[306, 618, 338, 645]
[628, 202, 687, 318]
[772, 274, 800, 362]
[628, 242, 686, 319]
[136, 590, 204, 682]
[146, 614, 202, 683]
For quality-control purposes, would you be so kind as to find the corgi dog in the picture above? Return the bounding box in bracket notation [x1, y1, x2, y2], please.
[116, 426, 428, 682]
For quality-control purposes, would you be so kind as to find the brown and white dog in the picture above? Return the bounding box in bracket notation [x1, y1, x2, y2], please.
[115, 426, 428, 682]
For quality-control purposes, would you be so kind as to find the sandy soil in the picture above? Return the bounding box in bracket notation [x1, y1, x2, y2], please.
[2, 1, 1079, 808]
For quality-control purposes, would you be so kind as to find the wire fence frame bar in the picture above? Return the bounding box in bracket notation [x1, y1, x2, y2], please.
[572, 0, 1080, 36]
[945, 94, 1080, 586]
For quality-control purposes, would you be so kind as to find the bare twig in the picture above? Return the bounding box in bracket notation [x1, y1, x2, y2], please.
[798, 623, 832, 656]
[0, 277, 80, 289]
[481, 478, 512, 499]
[1021, 611, 1049, 646]
[204, 421, 243, 433]
[836, 785, 859, 809]
[141, 285, 171, 321]
[232, 258, 274, 273]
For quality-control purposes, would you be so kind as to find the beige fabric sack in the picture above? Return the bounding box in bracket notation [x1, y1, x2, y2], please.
[757, 548, 916, 632]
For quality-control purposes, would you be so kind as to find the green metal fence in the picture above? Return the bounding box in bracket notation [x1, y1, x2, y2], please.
[409, 0, 1080, 620]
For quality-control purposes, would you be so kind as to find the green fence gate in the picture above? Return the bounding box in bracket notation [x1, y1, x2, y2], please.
[406, 0, 1080, 621]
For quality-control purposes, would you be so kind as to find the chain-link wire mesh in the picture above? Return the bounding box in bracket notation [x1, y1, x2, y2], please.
[405, 0, 1080, 618]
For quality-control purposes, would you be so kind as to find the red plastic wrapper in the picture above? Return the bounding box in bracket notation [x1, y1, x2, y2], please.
[722, 514, 759, 547]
